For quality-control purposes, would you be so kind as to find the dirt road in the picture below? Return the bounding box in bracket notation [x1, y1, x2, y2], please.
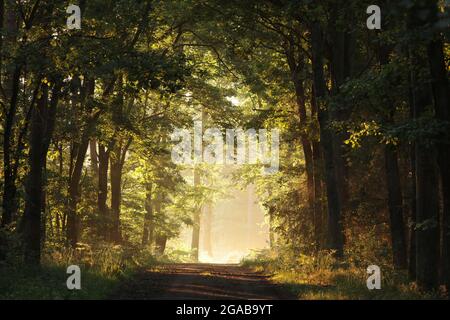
[112, 263, 295, 300]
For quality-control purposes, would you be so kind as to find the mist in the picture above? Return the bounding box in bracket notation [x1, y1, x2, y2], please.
[174, 183, 270, 264]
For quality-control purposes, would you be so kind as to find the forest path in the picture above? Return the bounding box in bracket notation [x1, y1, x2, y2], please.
[111, 263, 296, 300]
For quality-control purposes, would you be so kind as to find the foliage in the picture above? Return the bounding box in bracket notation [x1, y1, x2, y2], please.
[241, 247, 444, 300]
[0, 0, 449, 299]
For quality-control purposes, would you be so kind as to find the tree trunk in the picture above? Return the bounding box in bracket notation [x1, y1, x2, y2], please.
[155, 234, 167, 255]
[384, 145, 407, 269]
[408, 142, 417, 280]
[379, 44, 407, 270]
[98, 144, 110, 238]
[2, 1, 21, 227]
[415, 135, 440, 291]
[411, 60, 440, 291]
[311, 86, 325, 248]
[142, 183, 153, 246]
[89, 139, 99, 177]
[425, 3, 450, 289]
[110, 157, 122, 243]
[22, 79, 62, 265]
[268, 206, 275, 249]
[1, 65, 21, 226]
[285, 48, 315, 226]
[66, 140, 89, 248]
[22, 84, 48, 265]
[109, 139, 130, 244]
[0, 0, 4, 79]
[191, 167, 201, 262]
[328, 23, 351, 213]
[66, 79, 96, 247]
[408, 1, 441, 291]
[191, 110, 204, 262]
[407, 63, 418, 280]
[310, 21, 344, 257]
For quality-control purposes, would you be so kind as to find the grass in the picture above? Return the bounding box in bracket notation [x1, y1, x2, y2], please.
[0, 242, 195, 300]
[0, 243, 165, 300]
[2, 243, 444, 300]
[241, 250, 445, 300]
[270, 268, 443, 299]
[0, 263, 120, 299]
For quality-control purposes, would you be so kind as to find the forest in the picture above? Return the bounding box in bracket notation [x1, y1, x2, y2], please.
[0, 0, 449, 300]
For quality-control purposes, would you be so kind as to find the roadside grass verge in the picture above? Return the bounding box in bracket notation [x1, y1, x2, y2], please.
[0, 263, 119, 299]
[0, 243, 187, 300]
[241, 249, 444, 300]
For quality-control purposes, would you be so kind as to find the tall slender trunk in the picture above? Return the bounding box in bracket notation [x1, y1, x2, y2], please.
[2, 1, 22, 227]
[191, 167, 201, 262]
[98, 144, 110, 238]
[142, 183, 153, 246]
[411, 58, 439, 291]
[407, 63, 418, 280]
[285, 48, 315, 226]
[66, 79, 96, 247]
[2, 65, 21, 226]
[109, 137, 131, 244]
[425, 2, 450, 289]
[22, 79, 61, 265]
[191, 110, 204, 261]
[0, 2, 3, 256]
[65, 57, 115, 247]
[408, 142, 417, 279]
[312, 140, 325, 248]
[89, 139, 99, 177]
[22, 84, 48, 265]
[0, 0, 4, 81]
[408, 2, 441, 291]
[415, 130, 440, 290]
[384, 145, 407, 269]
[153, 192, 162, 252]
[66, 138, 90, 248]
[110, 156, 122, 243]
[268, 207, 275, 249]
[311, 86, 325, 248]
[155, 235, 167, 255]
[328, 23, 351, 212]
[379, 44, 407, 270]
[310, 22, 344, 257]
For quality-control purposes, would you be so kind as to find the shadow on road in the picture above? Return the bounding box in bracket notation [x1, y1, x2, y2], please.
[111, 263, 296, 300]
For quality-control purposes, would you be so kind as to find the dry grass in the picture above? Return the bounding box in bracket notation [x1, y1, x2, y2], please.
[241, 249, 444, 300]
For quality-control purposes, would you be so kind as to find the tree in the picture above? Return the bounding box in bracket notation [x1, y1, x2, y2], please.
[310, 16, 344, 256]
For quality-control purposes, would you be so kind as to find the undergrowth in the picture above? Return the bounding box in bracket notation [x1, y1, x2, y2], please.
[0, 241, 185, 300]
[241, 245, 445, 300]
